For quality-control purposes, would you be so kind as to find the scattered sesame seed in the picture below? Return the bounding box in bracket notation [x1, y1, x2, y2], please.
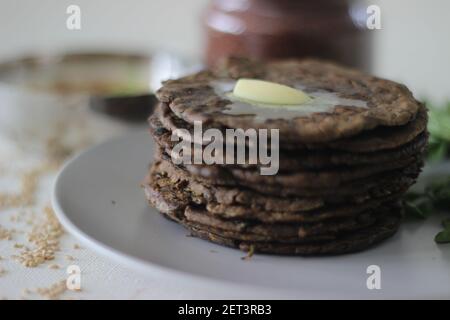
[0, 119, 88, 297]
[36, 280, 67, 300]
[0, 165, 49, 210]
[0, 225, 13, 241]
[14, 206, 64, 268]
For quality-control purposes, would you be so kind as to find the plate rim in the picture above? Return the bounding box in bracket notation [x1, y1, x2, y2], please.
[52, 130, 450, 299]
[51, 132, 308, 299]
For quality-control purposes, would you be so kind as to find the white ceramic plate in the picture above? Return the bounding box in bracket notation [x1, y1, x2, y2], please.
[53, 129, 450, 299]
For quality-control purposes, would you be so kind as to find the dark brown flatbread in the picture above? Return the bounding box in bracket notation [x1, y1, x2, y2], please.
[157, 58, 423, 143]
[150, 102, 428, 170]
[154, 151, 423, 198]
[153, 101, 427, 153]
[143, 57, 427, 256]
[146, 177, 402, 254]
[144, 167, 400, 243]
[183, 206, 380, 239]
[144, 164, 406, 224]
[149, 155, 422, 203]
[181, 154, 420, 189]
[147, 158, 324, 211]
[316, 106, 428, 152]
[188, 210, 402, 255]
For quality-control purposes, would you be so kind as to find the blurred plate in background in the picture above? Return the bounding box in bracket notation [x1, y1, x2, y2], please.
[0, 51, 201, 154]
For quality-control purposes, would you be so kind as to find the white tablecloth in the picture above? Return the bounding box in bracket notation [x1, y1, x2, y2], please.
[0, 90, 227, 300]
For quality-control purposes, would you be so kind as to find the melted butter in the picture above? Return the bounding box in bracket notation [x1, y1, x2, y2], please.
[211, 80, 367, 123]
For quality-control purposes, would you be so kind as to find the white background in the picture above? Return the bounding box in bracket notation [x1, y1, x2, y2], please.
[0, 0, 449, 103]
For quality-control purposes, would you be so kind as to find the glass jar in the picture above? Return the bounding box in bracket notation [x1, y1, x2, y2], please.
[204, 0, 371, 71]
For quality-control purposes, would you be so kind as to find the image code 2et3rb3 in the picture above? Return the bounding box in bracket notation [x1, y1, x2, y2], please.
[178, 304, 272, 317]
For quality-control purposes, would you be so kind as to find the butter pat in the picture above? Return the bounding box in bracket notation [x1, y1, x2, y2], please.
[232, 79, 312, 105]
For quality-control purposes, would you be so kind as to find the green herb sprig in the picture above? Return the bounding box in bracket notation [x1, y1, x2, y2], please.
[404, 177, 450, 243]
[427, 102, 450, 162]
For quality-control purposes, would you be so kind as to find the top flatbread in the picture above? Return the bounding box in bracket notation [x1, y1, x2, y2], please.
[156, 57, 423, 143]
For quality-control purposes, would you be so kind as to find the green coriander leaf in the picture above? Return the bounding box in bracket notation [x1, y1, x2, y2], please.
[425, 177, 450, 208]
[435, 230, 450, 244]
[428, 106, 450, 141]
[404, 200, 433, 219]
[427, 137, 448, 162]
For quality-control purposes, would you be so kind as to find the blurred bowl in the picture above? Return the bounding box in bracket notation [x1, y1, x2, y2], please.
[0, 51, 201, 153]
